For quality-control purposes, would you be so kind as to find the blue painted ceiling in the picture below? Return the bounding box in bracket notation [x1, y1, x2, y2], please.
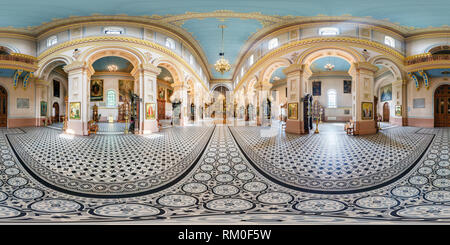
[310, 56, 351, 72]
[0, 0, 448, 79]
[157, 66, 174, 83]
[92, 56, 133, 72]
[270, 67, 287, 83]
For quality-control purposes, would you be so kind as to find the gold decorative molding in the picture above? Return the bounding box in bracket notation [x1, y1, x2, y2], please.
[0, 60, 37, 72]
[235, 37, 405, 91]
[37, 36, 208, 90]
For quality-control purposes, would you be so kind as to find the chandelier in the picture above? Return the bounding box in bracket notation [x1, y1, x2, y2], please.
[324, 63, 335, 71]
[214, 25, 231, 74]
[107, 64, 118, 72]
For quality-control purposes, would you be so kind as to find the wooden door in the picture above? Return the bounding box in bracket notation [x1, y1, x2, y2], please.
[53, 102, 59, 122]
[0, 87, 7, 127]
[157, 99, 165, 120]
[435, 85, 450, 127]
[383, 102, 390, 122]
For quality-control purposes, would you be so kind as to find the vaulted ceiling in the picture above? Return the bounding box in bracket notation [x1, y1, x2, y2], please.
[0, 0, 448, 80]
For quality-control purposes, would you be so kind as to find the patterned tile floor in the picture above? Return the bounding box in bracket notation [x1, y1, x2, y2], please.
[0, 124, 449, 224]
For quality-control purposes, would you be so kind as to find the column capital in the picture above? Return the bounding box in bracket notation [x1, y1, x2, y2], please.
[353, 62, 378, 73]
[35, 79, 50, 87]
[283, 64, 304, 75]
[254, 81, 272, 91]
[63, 61, 88, 74]
[132, 63, 161, 77]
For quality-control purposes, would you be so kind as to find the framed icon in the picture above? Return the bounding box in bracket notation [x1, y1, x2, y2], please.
[69, 102, 81, 120]
[288, 102, 298, 120]
[395, 105, 402, 116]
[361, 102, 373, 120]
[145, 103, 156, 120]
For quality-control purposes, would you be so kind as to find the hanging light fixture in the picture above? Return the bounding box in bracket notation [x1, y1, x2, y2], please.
[324, 56, 335, 71]
[214, 25, 231, 74]
[107, 64, 118, 72]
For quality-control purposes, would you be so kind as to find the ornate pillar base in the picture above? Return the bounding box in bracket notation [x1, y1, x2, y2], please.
[285, 120, 305, 134]
[142, 120, 159, 134]
[66, 121, 88, 136]
[354, 120, 377, 135]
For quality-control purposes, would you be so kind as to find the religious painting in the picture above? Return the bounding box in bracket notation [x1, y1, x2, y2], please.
[90, 79, 103, 101]
[395, 105, 402, 116]
[167, 89, 173, 100]
[312, 81, 321, 96]
[158, 88, 165, 100]
[17, 98, 29, 109]
[119, 80, 134, 102]
[361, 102, 373, 120]
[380, 84, 392, 102]
[40, 101, 47, 117]
[53, 80, 60, 98]
[343, 80, 352, 94]
[69, 102, 81, 120]
[288, 102, 298, 120]
[145, 103, 156, 120]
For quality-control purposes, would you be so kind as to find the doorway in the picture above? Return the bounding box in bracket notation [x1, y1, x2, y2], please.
[53, 102, 59, 123]
[435, 84, 450, 127]
[383, 102, 390, 122]
[0, 86, 6, 127]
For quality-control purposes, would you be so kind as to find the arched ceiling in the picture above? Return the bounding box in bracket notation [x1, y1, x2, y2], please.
[310, 56, 351, 72]
[270, 67, 287, 83]
[92, 56, 133, 73]
[157, 66, 174, 83]
[0, 0, 448, 80]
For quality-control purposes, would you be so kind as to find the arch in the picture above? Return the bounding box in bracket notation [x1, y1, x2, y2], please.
[80, 45, 146, 75]
[424, 43, 450, 54]
[210, 83, 232, 93]
[155, 60, 182, 84]
[296, 46, 363, 72]
[369, 55, 403, 81]
[260, 58, 292, 83]
[0, 43, 19, 54]
[36, 55, 72, 80]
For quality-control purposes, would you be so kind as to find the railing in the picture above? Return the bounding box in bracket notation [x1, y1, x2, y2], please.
[0, 54, 36, 65]
[405, 54, 450, 66]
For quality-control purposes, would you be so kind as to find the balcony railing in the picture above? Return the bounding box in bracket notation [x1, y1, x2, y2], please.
[405, 54, 450, 66]
[0, 54, 36, 65]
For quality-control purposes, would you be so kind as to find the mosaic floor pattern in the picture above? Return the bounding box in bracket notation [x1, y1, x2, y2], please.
[229, 125, 433, 193]
[0, 125, 449, 224]
[6, 126, 214, 197]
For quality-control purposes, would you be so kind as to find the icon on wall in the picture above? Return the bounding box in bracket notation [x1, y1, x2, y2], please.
[343, 80, 352, 94]
[90, 79, 103, 101]
[395, 105, 402, 116]
[69, 102, 81, 120]
[361, 102, 373, 120]
[288, 102, 298, 120]
[312, 81, 321, 96]
[380, 84, 392, 102]
[145, 103, 156, 120]
[40, 101, 47, 117]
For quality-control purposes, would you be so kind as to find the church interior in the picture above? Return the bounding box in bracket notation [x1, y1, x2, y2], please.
[0, 0, 449, 225]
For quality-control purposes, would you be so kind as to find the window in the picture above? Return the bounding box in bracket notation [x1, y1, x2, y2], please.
[165, 38, 176, 50]
[241, 67, 244, 77]
[248, 55, 254, 66]
[107, 90, 116, 107]
[47, 36, 58, 47]
[319, 27, 339, 36]
[327, 90, 337, 108]
[384, 36, 395, 48]
[189, 55, 194, 65]
[104, 27, 124, 35]
[268, 38, 278, 50]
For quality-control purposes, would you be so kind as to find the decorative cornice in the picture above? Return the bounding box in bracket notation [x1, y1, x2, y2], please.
[0, 60, 37, 72]
[37, 36, 208, 91]
[235, 37, 404, 91]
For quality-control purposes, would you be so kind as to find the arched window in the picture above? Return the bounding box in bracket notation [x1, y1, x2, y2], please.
[104, 27, 124, 35]
[319, 27, 339, 36]
[384, 36, 395, 48]
[189, 55, 194, 65]
[47, 36, 58, 47]
[268, 38, 278, 50]
[107, 90, 116, 107]
[165, 38, 176, 50]
[327, 90, 337, 108]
